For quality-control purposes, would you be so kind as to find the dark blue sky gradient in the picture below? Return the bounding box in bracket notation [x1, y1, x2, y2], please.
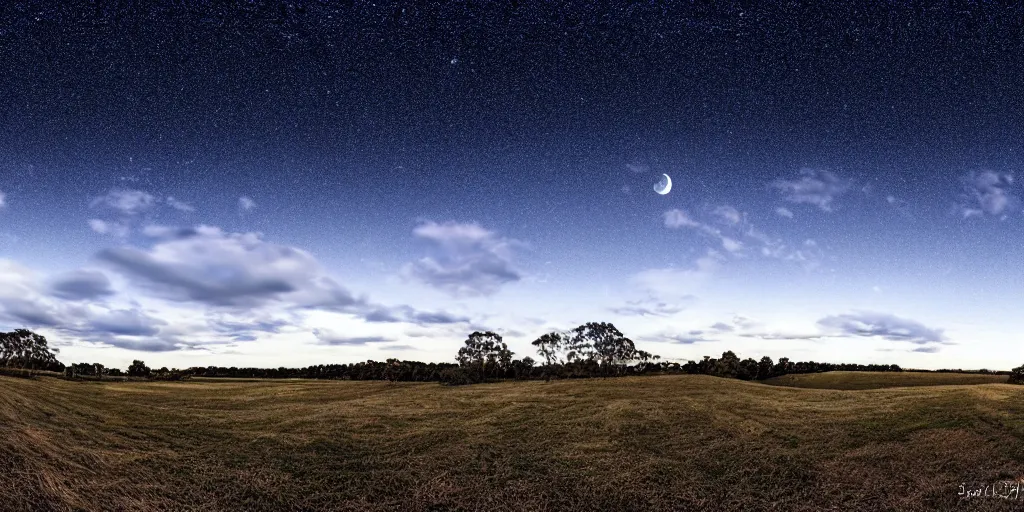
[1, 3, 1023, 368]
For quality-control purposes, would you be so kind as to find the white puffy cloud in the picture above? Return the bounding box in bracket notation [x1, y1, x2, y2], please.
[239, 196, 256, 211]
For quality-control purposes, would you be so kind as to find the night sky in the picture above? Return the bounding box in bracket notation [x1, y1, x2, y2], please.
[1, 3, 1023, 370]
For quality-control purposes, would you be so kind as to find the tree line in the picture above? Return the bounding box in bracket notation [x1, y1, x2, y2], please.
[0, 326, 1016, 385]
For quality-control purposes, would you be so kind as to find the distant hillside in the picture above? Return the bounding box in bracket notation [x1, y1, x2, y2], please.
[763, 371, 1008, 390]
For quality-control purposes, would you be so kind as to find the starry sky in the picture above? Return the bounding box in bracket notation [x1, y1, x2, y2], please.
[1, 3, 1023, 370]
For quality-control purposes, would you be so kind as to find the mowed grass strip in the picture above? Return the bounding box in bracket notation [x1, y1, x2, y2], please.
[762, 371, 1009, 390]
[3, 374, 1024, 511]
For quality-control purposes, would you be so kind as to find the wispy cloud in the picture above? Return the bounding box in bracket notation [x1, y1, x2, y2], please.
[774, 207, 794, 218]
[817, 311, 944, 344]
[97, 225, 363, 311]
[959, 170, 1016, 219]
[88, 219, 130, 238]
[0, 191, 6, 208]
[91, 189, 157, 215]
[47, 270, 116, 301]
[166, 197, 195, 212]
[770, 169, 851, 212]
[631, 250, 722, 299]
[313, 329, 393, 346]
[609, 295, 695, 317]
[653, 330, 713, 344]
[86, 308, 166, 337]
[238, 196, 256, 211]
[383, 344, 418, 351]
[710, 322, 734, 332]
[663, 209, 704, 230]
[663, 209, 743, 254]
[665, 207, 822, 269]
[712, 205, 742, 225]
[363, 304, 471, 326]
[402, 220, 521, 297]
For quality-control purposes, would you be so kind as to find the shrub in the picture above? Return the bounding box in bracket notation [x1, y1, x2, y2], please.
[1009, 365, 1024, 384]
[439, 367, 479, 386]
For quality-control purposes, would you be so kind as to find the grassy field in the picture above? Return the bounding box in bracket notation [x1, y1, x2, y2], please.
[4, 375, 1024, 511]
[763, 371, 1009, 390]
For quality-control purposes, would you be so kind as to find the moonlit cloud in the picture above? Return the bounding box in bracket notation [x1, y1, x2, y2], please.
[664, 207, 821, 268]
[712, 205, 742, 225]
[97, 225, 364, 310]
[166, 197, 195, 212]
[2, 298, 63, 327]
[313, 329, 394, 346]
[88, 219, 130, 238]
[770, 169, 851, 212]
[403, 220, 521, 297]
[238, 196, 256, 211]
[959, 170, 1016, 218]
[87, 308, 166, 337]
[817, 312, 944, 344]
[91, 189, 157, 215]
[663, 209, 703, 229]
[610, 295, 694, 317]
[653, 330, 713, 344]
[631, 250, 722, 299]
[48, 270, 116, 301]
[721, 237, 743, 253]
[774, 207, 794, 218]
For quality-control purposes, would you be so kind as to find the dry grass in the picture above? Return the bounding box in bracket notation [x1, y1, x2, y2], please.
[3, 374, 1024, 511]
[763, 371, 1009, 390]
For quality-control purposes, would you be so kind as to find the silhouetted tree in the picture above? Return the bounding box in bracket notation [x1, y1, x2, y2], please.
[773, 357, 791, 376]
[714, 351, 741, 378]
[510, 357, 536, 380]
[738, 358, 759, 380]
[457, 331, 514, 381]
[0, 329, 63, 372]
[127, 360, 151, 378]
[570, 322, 637, 376]
[757, 356, 774, 380]
[531, 332, 564, 366]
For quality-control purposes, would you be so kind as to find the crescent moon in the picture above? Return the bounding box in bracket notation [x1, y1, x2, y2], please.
[654, 173, 672, 195]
